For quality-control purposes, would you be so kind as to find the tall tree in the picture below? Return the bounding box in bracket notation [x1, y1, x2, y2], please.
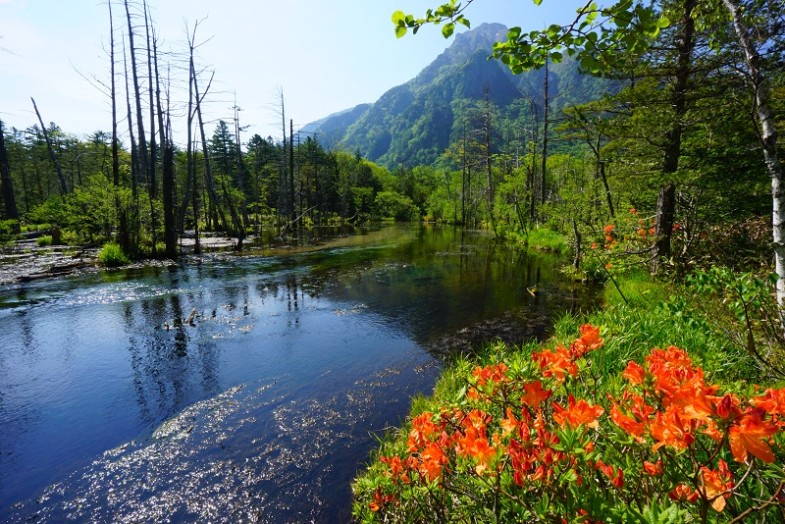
[124, 0, 149, 190]
[0, 120, 20, 226]
[652, 0, 697, 273]
[721, 0, 785, 315]
[152, 20, 176, 258]
[108, 0, 129, 252]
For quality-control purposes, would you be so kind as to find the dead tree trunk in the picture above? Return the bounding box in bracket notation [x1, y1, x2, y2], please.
[289, 119, 296, 228]
[108, 0, 129, 252]
[142, 0, 158, 256]
[152, 24, 176, 258]
[143, 0, 156, 198]
[123, 33, 140, 253]
[193, 69, 229, 236]
[30, 98, 67, 196]
[185, 25, 199, 254]
[124, 0, 150, 189]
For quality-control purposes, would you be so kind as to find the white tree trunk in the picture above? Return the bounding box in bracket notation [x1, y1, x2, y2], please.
[722, 0, 785, 323]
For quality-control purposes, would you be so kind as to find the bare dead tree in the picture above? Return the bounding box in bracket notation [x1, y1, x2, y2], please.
[108, 0, 130, 252]
[30, 97, 67, 196]
[124, 0, 150, 190]
[152, 21, 176, 258]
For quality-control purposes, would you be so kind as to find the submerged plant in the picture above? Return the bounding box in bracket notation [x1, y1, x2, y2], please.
[354, 325, 785, 522]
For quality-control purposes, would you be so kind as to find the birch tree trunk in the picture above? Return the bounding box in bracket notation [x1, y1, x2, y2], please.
[722, 0, 785, 322]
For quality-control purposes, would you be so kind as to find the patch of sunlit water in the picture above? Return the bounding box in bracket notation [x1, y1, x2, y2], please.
[6, 356, 440, 523]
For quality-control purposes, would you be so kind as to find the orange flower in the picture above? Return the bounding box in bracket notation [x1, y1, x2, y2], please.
[381, 455, 408, 482]
[369, 489, 394, 512]
[701, 459, 733, 512]
[407, 412, 442, 451]
[455, 410, 496, 467]
[622, 360, 645, 385]
[466, 387, 484, 402]
[570, 324, 603, 357]
[532, 346, 578, 382]
[595, 459, 624, 488]
[643, 460, 663, 476]
[472, 362, 509, 387]
[752, 387, 785, 421]
[603, 224, 615, 235]
[417, 440, 449, 481]
[650, 405, 695, 452]
[552, 395, 604, 430]
[728, 410, 778, 463]
[669, 483, 699, 503]
[629, 208, 637, 215]
[521, 380, 552, 408]
[610, 404, 646, 441]
[715, 393, 742, 421]
[500, 407, 520, 436]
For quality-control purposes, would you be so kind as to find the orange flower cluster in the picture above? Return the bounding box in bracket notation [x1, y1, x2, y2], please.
[603, 224, 616, 248]
[364, 326, 785, 520]
[612, 346, 784, 466]
[532, 324, 602, 382]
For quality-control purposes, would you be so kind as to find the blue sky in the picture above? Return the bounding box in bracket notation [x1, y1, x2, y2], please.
[1, 0, 597, 143]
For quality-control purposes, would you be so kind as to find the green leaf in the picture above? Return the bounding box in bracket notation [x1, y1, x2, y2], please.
[550, 51, 563, 63]
[391, 10, 406, 24]
[442, 22, 455, 38]
[657, 15, 671, 28]
[395, 25, 408, 38]
[613, 10, 633, 27]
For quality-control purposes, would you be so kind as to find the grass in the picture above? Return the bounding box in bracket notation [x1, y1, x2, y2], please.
[36, 235, 53, 247]
[97, 242, 131, 267]
[553, 272, 763, 384]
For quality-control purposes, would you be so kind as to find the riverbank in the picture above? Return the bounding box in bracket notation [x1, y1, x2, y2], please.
[353, 273, 785, 522]
[0, 232, 254, 285]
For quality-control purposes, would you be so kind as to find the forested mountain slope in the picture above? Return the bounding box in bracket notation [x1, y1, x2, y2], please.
[305, 23, 611, 167]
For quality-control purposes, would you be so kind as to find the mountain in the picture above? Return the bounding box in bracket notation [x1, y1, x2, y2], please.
[307, 23, 611, 167]
[299, 103, 371, 145]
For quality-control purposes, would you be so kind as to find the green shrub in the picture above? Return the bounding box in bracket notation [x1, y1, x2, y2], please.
[36, 235, 53, 247]
[374, 191, 419, 221]
[0, 219, 20, 240]
[97, 242, 130, 267]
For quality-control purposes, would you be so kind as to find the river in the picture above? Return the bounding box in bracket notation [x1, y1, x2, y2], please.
[0, 225, 597, 523]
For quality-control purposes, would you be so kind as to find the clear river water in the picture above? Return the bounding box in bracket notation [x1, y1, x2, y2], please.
[0, 225, 598, 523]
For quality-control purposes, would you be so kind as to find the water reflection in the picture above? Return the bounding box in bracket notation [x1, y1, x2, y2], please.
[0, 225, 598, 522]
